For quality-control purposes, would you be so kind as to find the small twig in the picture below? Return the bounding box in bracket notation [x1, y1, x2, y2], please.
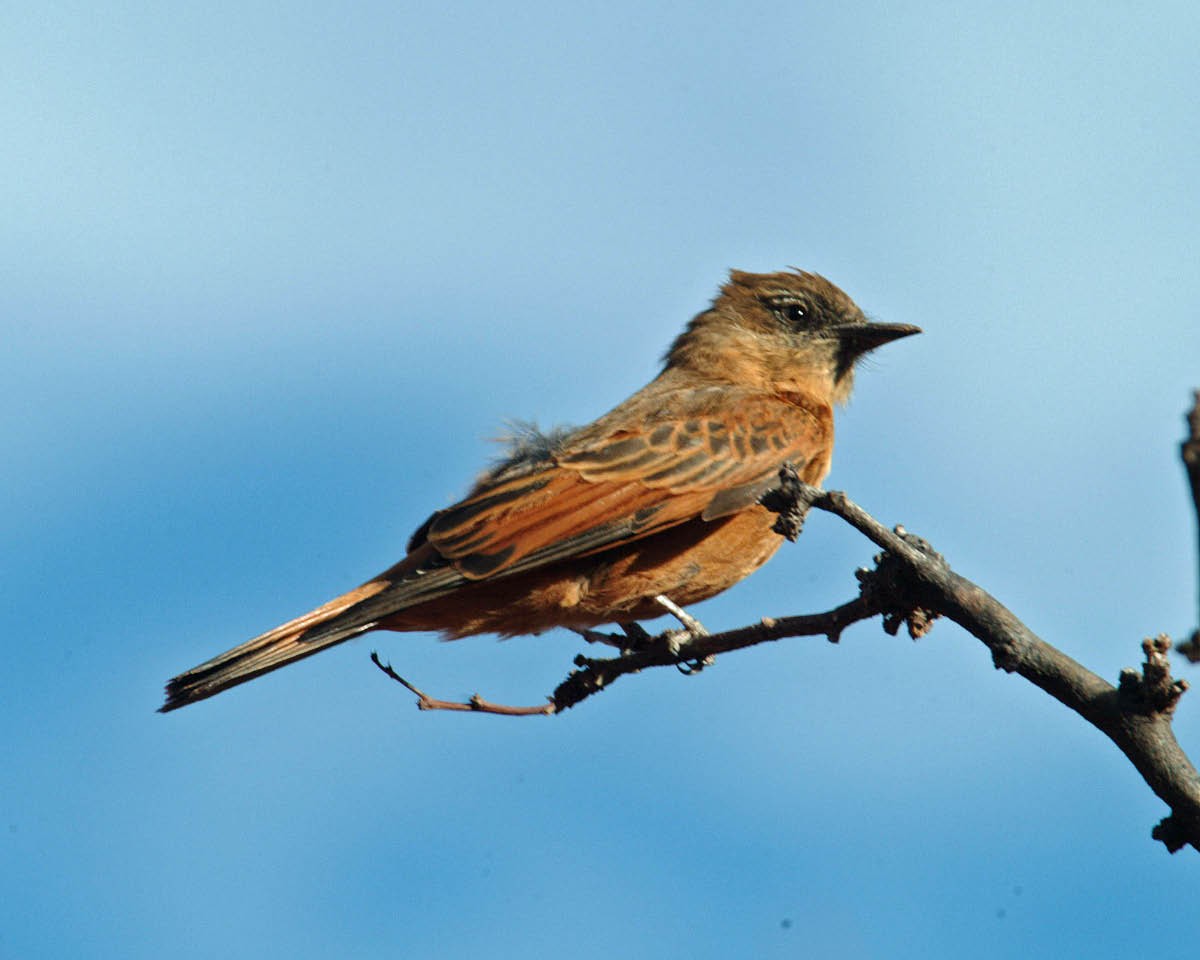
[1183, 390, 1200, 521]
[1180, 391, 1200, 662]
[369, 652, 555, 715]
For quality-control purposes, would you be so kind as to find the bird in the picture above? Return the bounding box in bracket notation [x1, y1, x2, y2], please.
[160, 268, 919, 711]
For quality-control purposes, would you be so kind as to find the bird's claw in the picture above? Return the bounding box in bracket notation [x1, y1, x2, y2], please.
[651, 595, 713, 675]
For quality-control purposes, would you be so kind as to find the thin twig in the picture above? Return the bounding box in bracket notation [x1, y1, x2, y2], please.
[369, 652, 555, 715]
[1179, 391, 1200, 662]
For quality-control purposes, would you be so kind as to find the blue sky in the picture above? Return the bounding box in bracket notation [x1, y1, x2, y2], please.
[4, 2, 1199, 957]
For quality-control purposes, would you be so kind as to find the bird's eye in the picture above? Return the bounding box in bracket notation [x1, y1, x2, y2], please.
[769, 298, 809, 326]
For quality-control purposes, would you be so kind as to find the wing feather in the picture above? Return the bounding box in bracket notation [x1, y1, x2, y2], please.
[422, 389, 831, 580]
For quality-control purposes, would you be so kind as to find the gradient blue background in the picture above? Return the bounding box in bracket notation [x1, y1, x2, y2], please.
[5, 2, 1199, 957]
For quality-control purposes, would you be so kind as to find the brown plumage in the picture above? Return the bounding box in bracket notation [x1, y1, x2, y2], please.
[160, 269, 919, 711]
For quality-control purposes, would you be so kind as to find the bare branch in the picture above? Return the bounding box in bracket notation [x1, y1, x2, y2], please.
[371, 595, 882, 716]
[368, 442, 1200, 854]
[370, 652, 554, 715]
[1180, 391, 1200, 662]
[551, 595, 882, 710]
[801, 485, 1200, 854]
[1183, 390, 1200, 519]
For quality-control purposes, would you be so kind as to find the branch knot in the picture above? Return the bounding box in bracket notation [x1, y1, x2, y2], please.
[759, 462, 816, 541]
[1117, 635, 1188, 716]
[856, 526, 944, 640]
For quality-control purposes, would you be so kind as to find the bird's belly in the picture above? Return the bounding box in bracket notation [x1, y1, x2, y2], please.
[581, 505, 784, 616]
[386, 505, 785, 638]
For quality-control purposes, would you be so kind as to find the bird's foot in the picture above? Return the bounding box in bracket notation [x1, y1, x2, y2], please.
[653, 594, 714, 674]
[573, 621, 654, 653]
[574, 628, 626, 649]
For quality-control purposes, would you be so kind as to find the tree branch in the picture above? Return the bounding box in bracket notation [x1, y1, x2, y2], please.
[372, 595, 882, 716]
[796, 483, 1199, 853]
[370, 417, 1200, 854]
[550, 594, 882, 709]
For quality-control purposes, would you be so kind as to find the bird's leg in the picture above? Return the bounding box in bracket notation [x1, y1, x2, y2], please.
[574, 621, 654, 653]
[652, 594, 715, 674]
[618, 621, 653, 650]
[575, 594, 714, 661]
[653, 594, 709, 637]
[573, 627, 628, 648]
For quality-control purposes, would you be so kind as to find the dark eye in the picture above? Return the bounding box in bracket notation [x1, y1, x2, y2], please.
[769, 298, 809, 325]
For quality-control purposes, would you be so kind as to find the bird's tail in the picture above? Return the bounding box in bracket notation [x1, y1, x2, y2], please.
[159, 580, 391, 712]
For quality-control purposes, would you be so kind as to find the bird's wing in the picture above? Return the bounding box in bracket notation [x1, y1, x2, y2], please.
[423, 388, 832, 580]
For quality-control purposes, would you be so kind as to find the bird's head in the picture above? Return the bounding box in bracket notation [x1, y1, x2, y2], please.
[666, 268, 920, 403]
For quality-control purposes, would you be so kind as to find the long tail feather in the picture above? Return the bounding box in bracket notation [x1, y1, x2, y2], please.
[159, 581, 390, 712]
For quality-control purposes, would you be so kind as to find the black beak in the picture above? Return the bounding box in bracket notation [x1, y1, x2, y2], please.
[837, 322, 922, 354]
